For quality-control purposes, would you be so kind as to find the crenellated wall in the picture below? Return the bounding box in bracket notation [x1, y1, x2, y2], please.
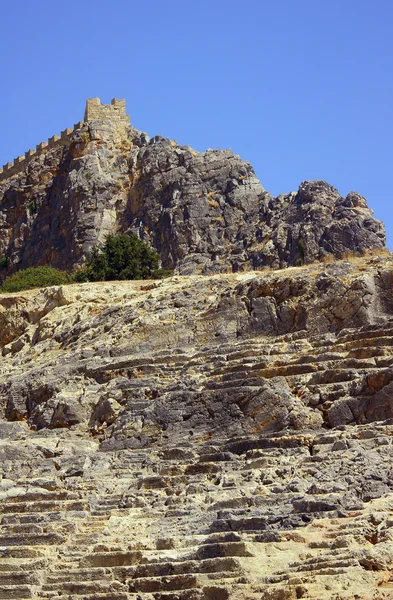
[0, 121, 84, 183]
[0, 97, 130, 184]
[84, 97, 130, 123]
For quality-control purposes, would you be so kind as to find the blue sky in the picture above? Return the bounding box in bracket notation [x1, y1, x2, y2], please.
[1, 0, 392, 248]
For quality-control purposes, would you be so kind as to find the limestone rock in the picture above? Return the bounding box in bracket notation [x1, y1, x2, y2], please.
[0, 121, 385, 278]
[0, 255, 392, 598]
[0, 104, 392, 599]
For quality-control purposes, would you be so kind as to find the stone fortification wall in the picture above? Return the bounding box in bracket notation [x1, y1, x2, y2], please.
[84, 97, 130, 123]
[0, 121, 84, 183]
[0, 98, 129, 184]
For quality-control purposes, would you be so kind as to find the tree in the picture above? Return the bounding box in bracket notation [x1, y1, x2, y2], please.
[74, 234, 170, 282]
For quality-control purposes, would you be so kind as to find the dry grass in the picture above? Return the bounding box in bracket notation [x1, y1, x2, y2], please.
[366, 247, 391, 257]
[115, 179, 128, 192]
[339, 249, 362, 260]
[319, 254, 335, 264]
[253, 265, 273, 273]
[208, 199, 219, 209]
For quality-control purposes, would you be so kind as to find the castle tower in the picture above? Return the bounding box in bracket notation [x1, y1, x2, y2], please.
[84, 98, 130, 123]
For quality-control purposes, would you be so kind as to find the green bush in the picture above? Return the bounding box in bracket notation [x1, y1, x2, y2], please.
[74, 234, 171, 282]
[0, 235, 170, 292]
[0, 266, 71, 293]
[0, 256, 7, 269]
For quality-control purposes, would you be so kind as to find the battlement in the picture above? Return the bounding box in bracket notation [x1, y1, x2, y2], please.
[84, 97, 130, 123]
[0, 97, 130, 184]
[0, 121, 84, 183]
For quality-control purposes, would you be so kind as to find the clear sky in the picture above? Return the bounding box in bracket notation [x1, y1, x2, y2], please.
[1, 0, 392, 248]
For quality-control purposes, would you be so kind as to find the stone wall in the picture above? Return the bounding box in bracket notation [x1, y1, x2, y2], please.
[0, 121, 84, 183]
[84, 97, 130, 123]
[0, 97, 129, 184]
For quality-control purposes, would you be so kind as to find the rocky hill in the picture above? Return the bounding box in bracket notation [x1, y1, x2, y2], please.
[0, 100, 392, 599]
[0, 99, 386, 278]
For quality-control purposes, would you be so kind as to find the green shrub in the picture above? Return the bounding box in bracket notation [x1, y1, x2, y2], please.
[0, 266, 71, 293]
[0, 256, 7, 269]
[74, 233, 171, 282]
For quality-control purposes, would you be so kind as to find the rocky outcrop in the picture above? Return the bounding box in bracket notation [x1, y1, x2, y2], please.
[1, 252, 393, 433]
[0, 106, 391, 599]
[0, 253, 393, 598]
[0, 119, 386, 277]
[124, 142, 385, 274]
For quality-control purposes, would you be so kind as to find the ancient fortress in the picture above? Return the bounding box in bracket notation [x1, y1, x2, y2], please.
[84, 97, 130, 123]
[0, 98, 129, 182]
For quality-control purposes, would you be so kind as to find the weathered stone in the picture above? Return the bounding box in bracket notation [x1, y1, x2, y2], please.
[0, 102, 392, 600]
[0, 114, 385, 277]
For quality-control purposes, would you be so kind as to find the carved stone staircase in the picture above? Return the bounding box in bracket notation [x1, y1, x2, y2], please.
[1, 319, 393, 598]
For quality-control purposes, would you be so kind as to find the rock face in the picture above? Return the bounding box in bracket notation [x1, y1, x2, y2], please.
[0, 112, 386, 277]
[0, 102, 392, 598]
[1, 252, 393, 599]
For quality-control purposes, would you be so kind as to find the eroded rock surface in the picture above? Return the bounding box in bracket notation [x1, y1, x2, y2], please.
[0, 253, 393, 599]
[0, 120, 386, 277]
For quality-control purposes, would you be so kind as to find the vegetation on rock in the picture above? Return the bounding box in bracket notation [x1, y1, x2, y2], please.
[73, 233, 171, 282]
[0, 266, 71, 293]
[0, 235, 171, 292]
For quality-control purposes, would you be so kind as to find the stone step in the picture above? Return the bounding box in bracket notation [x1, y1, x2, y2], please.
[288, 557, 358, 572]
[128, 573, 198, 593]
[42, 581, 127, 594]
[184, 463, 220, 476]
[0, 558, 48, 572]
[116, 557, 241, 579]
[268, 565, 350, 583]
[1, 511, 88, 524]
[339, 329, 393, 344]
[214, 352, 379, 379]
[45, 568, 110, 584]
[210, 516, 268, 533]
[194, 542, 252, 559]
[0, 571, 40, 585]
[0, 531, 65, 546]
[253, 362, 321, 378]
[201, 571, 242, 583]
[0, 587, 32, 599]
[0, 523, 44, 534]
[307, 369, 362, 385]
[197, 452, 234, 463]
[38, 594, 130, 600]
[0, 500, 86, 514]
[73, 535, 102, 544]
[80, 550, 143, 568]
[5, 491, 78, 503]
[0, 547, 45, 559]
[346, 346, 393, 360]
